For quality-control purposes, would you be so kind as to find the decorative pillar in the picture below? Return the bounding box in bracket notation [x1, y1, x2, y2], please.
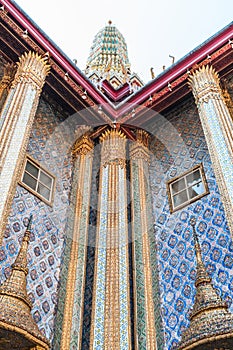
[130, 129, 163, 350]
[0, 51, 50, 243]
[90, 129, 131, 350]
[189, 65, 233, 236]
[54, 135, 94, 349]
[0, 62, 16, 113]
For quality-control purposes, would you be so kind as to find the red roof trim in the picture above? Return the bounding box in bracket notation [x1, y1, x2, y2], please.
[1, 0, 113, 108]
[101, 80, 131, 101]
[2, 0, 233, 119]
[118, 24, 233, 116]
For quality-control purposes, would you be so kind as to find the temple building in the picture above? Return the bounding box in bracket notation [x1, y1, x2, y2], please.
[0, 0, 233, 349]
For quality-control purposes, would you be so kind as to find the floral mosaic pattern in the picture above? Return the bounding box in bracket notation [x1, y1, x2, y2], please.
[149, 98, 233, 349]
[0, 89, 233, 350]
[0, 96, 74, 341]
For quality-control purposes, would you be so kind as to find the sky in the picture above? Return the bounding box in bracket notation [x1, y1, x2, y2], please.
[16, 0, 233, 83]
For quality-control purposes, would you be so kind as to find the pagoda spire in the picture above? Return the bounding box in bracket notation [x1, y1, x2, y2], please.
[177, 217, 233, 350]
[0, 215, 50, 349]
[1, 215, 33, 308]
[85, 22, 143, 89]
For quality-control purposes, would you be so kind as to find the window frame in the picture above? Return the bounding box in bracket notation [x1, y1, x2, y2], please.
[19, 155, 55, 206]
[167, 164, 209, 213]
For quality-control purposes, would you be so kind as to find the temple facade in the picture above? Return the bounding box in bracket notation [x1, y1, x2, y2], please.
[0, 1, 233, 349]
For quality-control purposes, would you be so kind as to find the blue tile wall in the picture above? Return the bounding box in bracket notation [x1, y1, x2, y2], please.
[149, 98, 233, 349]
[1, 78, 233, 350]
[0, 96, 75, 341]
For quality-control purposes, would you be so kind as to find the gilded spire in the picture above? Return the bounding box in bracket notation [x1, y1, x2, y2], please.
[85, 22, 143, 88]
[85, 22, 132, 87]
[0, 215, 32, 307]
[0, 216, 50, 349]
[191, 217, 211, 287]
[177, 218, 233, 349]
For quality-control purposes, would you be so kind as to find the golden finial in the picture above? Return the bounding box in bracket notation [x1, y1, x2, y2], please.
[12, 215, 32, 276]
[150, 67, 155, 79]
[190, 217, 211, 286]
[108, 20, 112, 25]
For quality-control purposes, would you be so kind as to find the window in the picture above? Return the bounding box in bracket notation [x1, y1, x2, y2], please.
[20, 157, 55, 204]
[167, 164, 209, 212]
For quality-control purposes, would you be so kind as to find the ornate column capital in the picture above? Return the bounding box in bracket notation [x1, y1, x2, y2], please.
[72, 134, 94, 157]
[0, 63, 16, 88]
[135, 128, 150, 147]
[100, 128, 126, 167]
[188, 65, 221, 104]
[129, 129, 151, 162]
[0, 63, 16, 106]
[12, 51, 50, 91]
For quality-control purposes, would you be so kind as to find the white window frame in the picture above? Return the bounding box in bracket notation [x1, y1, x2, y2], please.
[167, 164, 209, 213]
[19, 156, 55, 205]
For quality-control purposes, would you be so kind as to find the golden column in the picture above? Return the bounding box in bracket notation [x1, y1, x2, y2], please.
[0, 51, 50, 243]
[55, 135, 94, 349]
[90, 129, 131, 350]
[0, 62, 16, 112]
[130, 129, 158, 350]
[189, 65, 233, 236]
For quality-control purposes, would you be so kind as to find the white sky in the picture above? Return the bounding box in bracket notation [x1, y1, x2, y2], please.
[16, 0, 232, 83]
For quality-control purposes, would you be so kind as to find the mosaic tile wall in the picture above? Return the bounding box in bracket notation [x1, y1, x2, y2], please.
[1, 56, 233, 349]
[0, 94, 77, 341]
[148, 96, 233, 349]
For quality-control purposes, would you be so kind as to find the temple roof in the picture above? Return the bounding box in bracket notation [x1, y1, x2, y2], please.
[177, 218, 233, 350]
[1, 1, 233, 122]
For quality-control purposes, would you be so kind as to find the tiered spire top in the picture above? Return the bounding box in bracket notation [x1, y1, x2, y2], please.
[85, 21, 143, 89]
[86, 21, 131, 78]
[177, 218, 233, 350]
[0, 216, 50, 349]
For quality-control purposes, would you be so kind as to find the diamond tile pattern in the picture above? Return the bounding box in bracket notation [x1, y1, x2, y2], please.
[0, 89, 233, 350]
[149, 98, 233, 349]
